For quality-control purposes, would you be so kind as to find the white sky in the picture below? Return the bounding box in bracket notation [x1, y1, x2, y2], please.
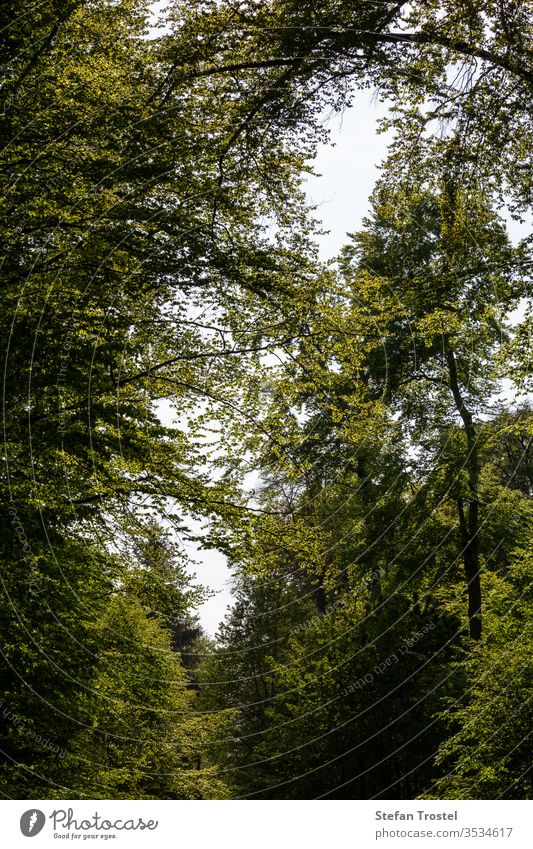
[146, 2, 530, 634]
[186, 96, 392, 635]
[185, 97, 531, 635]
[145, 2, 394, 634]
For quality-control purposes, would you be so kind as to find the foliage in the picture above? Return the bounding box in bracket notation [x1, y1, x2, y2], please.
[1, 0, 532, 801]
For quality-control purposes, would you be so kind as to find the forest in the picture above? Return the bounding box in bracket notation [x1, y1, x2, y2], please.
[0, 0, 532, 800]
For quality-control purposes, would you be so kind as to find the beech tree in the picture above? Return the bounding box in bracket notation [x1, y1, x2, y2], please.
[1, 0, 531, 801]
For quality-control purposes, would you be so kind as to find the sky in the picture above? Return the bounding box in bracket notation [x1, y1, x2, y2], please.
[185, 96, 392, 635]
[183, 96, 531, 635]
[145, 1, 393, 635]
[146, 4, 530, 635]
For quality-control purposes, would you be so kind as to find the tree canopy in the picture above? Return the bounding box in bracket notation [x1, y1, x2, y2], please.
[0, 0, 531, 800]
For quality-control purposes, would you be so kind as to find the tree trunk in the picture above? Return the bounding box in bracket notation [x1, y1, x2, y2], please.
[314, 583, 327, 614]
[445, 345, 482, 641]
[457, 497, 482, 640]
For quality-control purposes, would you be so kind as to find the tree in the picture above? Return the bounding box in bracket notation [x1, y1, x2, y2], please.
[334, 177, 526, 639]
[0, 0, 314, 796]
[428, 547, 533, 800]
[165, 1, 532, 214]
[2, 0, 532, 801]
[61, 593, 229, 800]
